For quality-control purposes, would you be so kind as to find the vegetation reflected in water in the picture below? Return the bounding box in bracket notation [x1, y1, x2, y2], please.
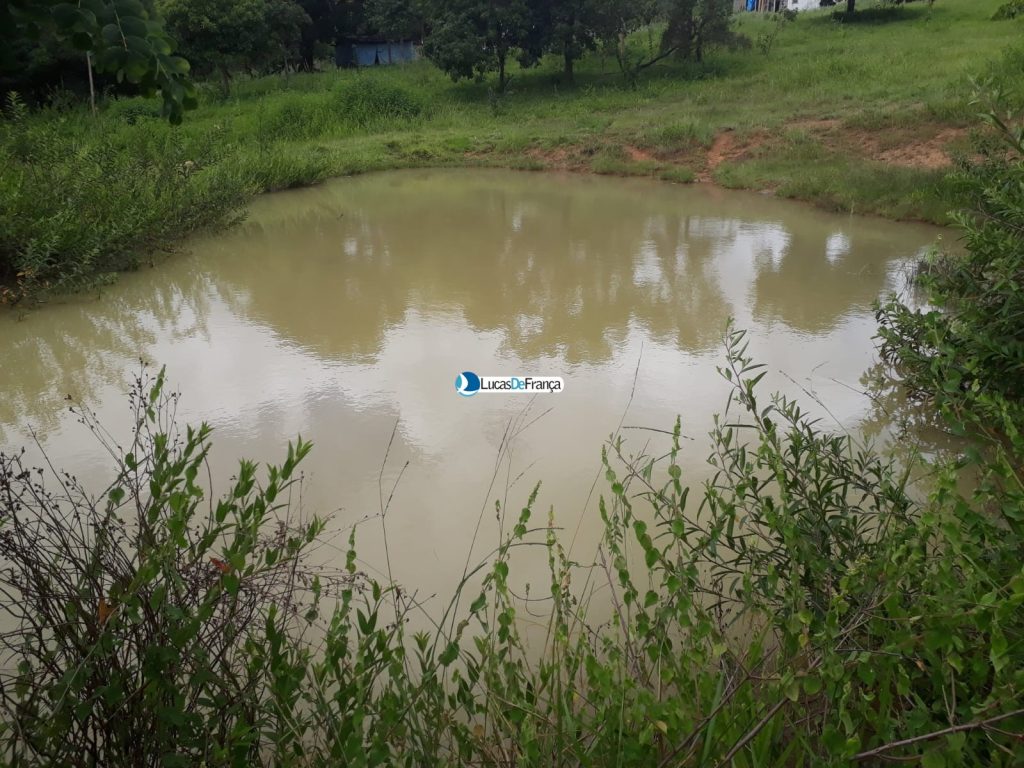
[0, 170, 944, 602]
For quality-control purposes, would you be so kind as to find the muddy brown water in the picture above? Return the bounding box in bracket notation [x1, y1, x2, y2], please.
[0, 169, 948, 617]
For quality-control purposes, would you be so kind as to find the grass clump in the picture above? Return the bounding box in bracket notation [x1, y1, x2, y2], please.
[337, 75, 425, 130]
[591, 146, 659, 176]
[637, 120, 713, 152]
[658, 166, 696, 183]
[992, 0, 1024, 19]
[0, 98, 252, 303]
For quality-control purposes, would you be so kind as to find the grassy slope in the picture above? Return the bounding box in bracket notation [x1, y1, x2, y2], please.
[1, 0, 1022, 299]
[195, 0, 1019, 223]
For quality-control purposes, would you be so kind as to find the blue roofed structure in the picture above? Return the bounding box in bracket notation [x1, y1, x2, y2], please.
[335, 40, 419, 68]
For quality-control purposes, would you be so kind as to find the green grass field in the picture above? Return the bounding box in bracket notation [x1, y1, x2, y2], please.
[1, 0, 1022, 299]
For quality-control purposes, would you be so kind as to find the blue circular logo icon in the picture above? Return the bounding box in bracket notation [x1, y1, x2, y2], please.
[455, 371, 481, 397]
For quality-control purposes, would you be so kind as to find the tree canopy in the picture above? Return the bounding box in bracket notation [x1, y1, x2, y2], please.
[158, 0, 311, 92]
[1, 0, 195, 120]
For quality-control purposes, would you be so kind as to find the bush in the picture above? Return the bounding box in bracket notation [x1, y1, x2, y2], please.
[0, 369, 336, 765]
[993, 0, 1024, 20]
[876, 92, 1024, 451]
[257, 92, 338, 141]
[337, 75, 424, 130]
[0, 98, 252, 303]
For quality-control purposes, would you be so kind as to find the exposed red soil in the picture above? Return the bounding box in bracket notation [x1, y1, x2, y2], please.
[874, 127, 967, 169]
[698, 129, 770, 181]
[791, 119, 969, 170]
[464, 116, 969, 186]
[624, 145, 656, 163]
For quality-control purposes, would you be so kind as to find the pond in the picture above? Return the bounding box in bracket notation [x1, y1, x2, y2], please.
[0, 169, 946, 606]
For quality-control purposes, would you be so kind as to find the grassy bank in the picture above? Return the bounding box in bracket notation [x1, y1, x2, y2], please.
[1, 0, 1023, 301]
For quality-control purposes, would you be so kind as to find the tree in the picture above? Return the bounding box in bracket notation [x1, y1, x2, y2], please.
[660, 0, 735, 63]
[0, 0, 194, 121]
[262, 0, 313, 71]
[159, 0, 311, 91]
[159, 0, 266, 92]
[543, 0, 604, 85]
[296, 0, 344, 70]
[422, 0, 539, 92]
[365, 0, 423, 43]
[592, 0, 661, 84]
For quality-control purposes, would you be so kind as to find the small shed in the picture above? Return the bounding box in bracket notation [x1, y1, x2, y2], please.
[736, 0, 822, 9]
[335, 39, 418, 69]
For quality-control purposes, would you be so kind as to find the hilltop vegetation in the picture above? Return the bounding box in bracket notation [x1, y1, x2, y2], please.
[1, 0, 1023, 301]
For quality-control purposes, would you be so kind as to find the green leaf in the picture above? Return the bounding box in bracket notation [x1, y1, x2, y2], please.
[72, 30, 96, 49]
[784, 675, 800, 702]
[644, 547, 658, 569]
[222, 572, 239, 596]
[438, 642, 459, 666]
[51, 4, 81, 29]
[990, 625, 1008, 673]
[802, 675, 822, 695]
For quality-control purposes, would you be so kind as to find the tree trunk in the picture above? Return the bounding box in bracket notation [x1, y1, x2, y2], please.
[218, 65, 232, 96]
[847, 0, 856, 12]
[563, 40, 574, 85]
[616, 30, 628, 79]
[497, 51, 507, 92]
[85, 52, 96, 116]
[299, 34, 316, 71]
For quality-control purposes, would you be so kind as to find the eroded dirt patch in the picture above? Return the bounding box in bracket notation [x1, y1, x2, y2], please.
[874, 127, 966, 169]
[790, 118, 968, 170]
[624, 145, 656, 163]
[699, 130, 769, 181]
[525, 146, 574, 168]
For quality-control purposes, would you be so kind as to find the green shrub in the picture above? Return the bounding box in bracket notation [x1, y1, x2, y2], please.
[0, 104, 252, 303]
[257, 92, 339, 141]
[337, 75, 424, 130]
[876, 91, 1024, 450]
[0, 369, 330, 765]
[993, 0, 1024, 19]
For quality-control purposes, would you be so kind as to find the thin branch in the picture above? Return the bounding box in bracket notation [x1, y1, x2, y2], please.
[852, 709, 1024, 761]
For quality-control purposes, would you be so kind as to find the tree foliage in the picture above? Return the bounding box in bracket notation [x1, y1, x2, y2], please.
[1, 0, 195, 120]
[422, 0, 544, 91]
[158, 0, 311, 92]
[660, 0, 738, 63]
[538, 0, 607, 83]
[365, 0, 423, 42]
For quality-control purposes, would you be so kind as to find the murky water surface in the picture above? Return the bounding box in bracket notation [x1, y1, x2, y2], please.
[0, 169, 945, 603]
